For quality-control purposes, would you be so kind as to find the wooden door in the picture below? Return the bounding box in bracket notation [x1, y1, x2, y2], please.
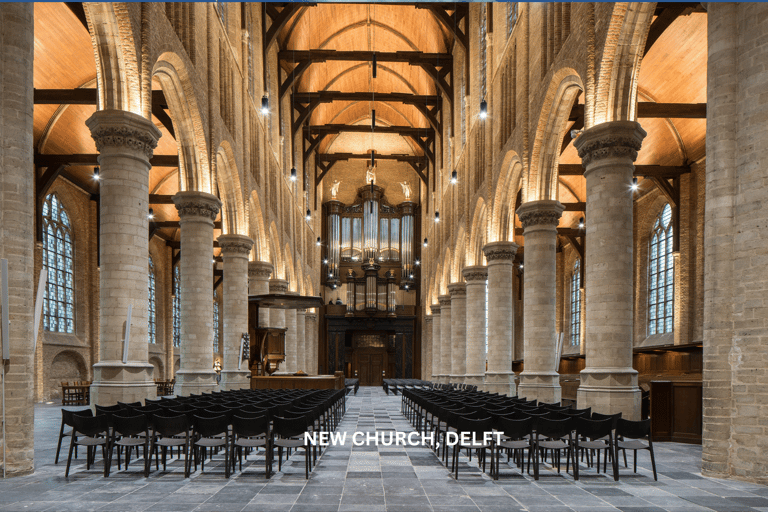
[370, 353, 384, 386]
[356, 349, 386, 386]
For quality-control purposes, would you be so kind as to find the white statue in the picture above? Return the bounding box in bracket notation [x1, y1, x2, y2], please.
[399, 181, 412, 200]
[365, 164, 376, 185]
[330, 179, 342, 199]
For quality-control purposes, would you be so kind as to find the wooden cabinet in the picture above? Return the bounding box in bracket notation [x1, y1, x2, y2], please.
[651, 380, 702, 444]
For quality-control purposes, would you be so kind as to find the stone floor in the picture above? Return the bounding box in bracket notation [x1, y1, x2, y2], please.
[1, 387, 767, 512]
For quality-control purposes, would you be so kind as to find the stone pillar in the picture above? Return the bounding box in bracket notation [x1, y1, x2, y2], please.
[268, 279, 288, 372]
[430, 304, 441, 382]
[172, 191, 221, 396]
[516, 200, 564, 404]
[463, 266, 488, 388]
[438, 295, 452, 384]
[86, 108, 162, 405]
[217, 234, 253, 390]
[482, 242, 518, 396]
[0, 2, 35, 475]
[296, 309, 306, 372]
[423, 316, 433, 381]
[448, 283, 467, 383]
[305, 312, 317, 374]
[574, 121, 646, 419]
[248, 261, 273, 328]
[284, 291, 298, 373]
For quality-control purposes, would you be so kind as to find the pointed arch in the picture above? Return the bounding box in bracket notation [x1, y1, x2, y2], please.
[153, 52, 211, 193]
[439, 247, 453, 296]
[452, 225, 467, 282]
[215, 141, 246, 235]
[249, 191, 269, 261]
[490, 151, 523, 243]
[268, 222, 283, 279]
[284, 244, 296, 291]
[468, 198, 488, 266]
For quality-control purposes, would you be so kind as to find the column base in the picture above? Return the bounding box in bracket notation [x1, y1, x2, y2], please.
[464, 374, 484, 388]
[517, 371, 562, 404]
[173, 369, 219, 396]
[577, 368, 641, 420]
[219, 370, 251, 391]
[90, 361, 156, 406]
[449, 374, 464, 384]
[484, 371, 517, 397]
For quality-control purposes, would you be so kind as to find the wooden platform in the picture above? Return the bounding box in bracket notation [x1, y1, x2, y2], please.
[250, 374, 345, 390]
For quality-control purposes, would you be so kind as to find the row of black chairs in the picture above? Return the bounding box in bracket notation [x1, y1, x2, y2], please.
[382, 379, 433, 395]
[402, 388, 657, 481]
[57, 387, 346, 479]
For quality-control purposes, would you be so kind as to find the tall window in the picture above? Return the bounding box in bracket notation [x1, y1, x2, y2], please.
[42, 193, 74, 333]
[570, 260, 581, 346]
[480, 3, 487, 99]
[485, 279, 489, 357]
[649, 204, 674, 335]
[148, 257, 156, 344]
[173, 265, 181, 347]
[460, 81, 466, 146]
[213, 289, 220, 354]
[507, 3, 518, 38]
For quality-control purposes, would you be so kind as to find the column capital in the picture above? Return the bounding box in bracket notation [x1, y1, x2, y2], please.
[424, 316, 433, 324]
[297, 308, 307, 315]
[462, 265, 488, 282]
[269, 279, 289, 294]
[575, 120, 647, 168]
[438, 294, 452, 308]
[217, 234, 254, 257]
[305, 313, 317, 321]
[482, 241, 519, 262]
[447, 282, 466, 297]
[430, 304, 441, 315]
[173, 191, 222, 221]
[86, 109, 162, 160]
[248, 260, 274, 280]
[516, 200, 564, 230]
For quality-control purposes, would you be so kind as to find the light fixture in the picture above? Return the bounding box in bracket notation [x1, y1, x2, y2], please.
[372, 52, 377, 78]
[290, 167, 297, 182]
[415, 259, 420, 266]
[147, 208, 154, 220]
[423, 238, 428, 247]
[306, 208, 311, 221]
[519, 263, 524, 270]
[370, 150, 375, 168]
[328, 273, 333, 278]
[260, 95, 269, 115]
[212, 258, 216, 264]
[405, 284, 409, 290]
[316, 237, 321, 246]
[479, 99, 488, 119]
[371, 110, 376, 130]
[92, 166, 100, 181]
[631, 177, 639, 191]
[578, 217, 585, 229]
[434, 211, 440, 223]
[323, 258, 328, 265]
[409, 274, 414, 279]
[450, 170, 458, 184]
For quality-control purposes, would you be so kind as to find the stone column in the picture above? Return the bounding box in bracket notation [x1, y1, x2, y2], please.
[430, 304, 441, 382]
[574, 121, 646, 419]
[423, 316, 433, 381]
[482, 242, 518, 396]
[438, 295, 452, 384]
[516, 200, 564, 404]
[268, 279, 288, 372]
[217, 234, 253, 390]
[248, 261, 273, 328]
[284, 291, 298, 373]
[448, 283, 467, 383]
[305, 312, 317, 374]
[172, 191, 221, 395]
[463, 266, 488, 388]
[296, 309, 306, 372]
[86, 108, 162, 405]
[0, 2, 35, 475]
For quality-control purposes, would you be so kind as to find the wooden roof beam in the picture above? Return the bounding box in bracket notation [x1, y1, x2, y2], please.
[35, 153, 179, 168]
[318, 153, 427, 164]
[569, 102, 706, 121]
[558, 164, 691, 177]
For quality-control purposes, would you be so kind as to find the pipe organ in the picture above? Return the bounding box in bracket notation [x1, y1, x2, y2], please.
[323, 184, 419, 317]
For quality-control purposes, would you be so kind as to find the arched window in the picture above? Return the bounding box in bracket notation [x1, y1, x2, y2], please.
[570, 260, 581, 346]
[213, 289, 220, 354]
[649, 204, 674, 335]
[173, 265, 181, 347]
[148, 257, 156, 344]
[480, 3, 487, 99]
[42, 193, 74, 333]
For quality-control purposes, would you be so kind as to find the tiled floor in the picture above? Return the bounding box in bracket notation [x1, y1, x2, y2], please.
[2, 387, 767, 512]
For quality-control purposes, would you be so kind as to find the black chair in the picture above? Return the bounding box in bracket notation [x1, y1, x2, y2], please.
[108, 414, 150, 477]
[230, 415, 271, 477]
[65, 414, 110, 477]
[614, 418, 657, 481]
[192, 415, 230, 478]
[271, 415, 311, 479]
[533, 417, 574, 480]
[573, 417, 616, 480]
[451, 416, 494, 479]
[150, 414, 191, 478]
[55, 408, 93, 464]
[493, 416, 534, 479]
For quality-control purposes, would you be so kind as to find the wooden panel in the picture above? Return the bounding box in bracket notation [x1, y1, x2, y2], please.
[250, 375, 344, 390]
[651, 380, 702, 444]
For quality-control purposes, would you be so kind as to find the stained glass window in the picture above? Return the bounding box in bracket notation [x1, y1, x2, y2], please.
[570, 260, 581, 346]
[649, 204, 674, 335]
[148, 256, 156, 344]
[173, 265, 181, 347]
[42, 193, 74, 333]
[213, 289, 220, 354]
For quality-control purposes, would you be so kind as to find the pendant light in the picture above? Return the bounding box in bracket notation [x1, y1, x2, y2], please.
[260, 95, 269, 115]
[290, 166, 297, 182]
[479, 99, 488, 119]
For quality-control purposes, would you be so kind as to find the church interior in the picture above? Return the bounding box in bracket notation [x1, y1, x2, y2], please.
[1, 1, 768, 508]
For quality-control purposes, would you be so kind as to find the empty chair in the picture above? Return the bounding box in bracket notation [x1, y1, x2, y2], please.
[573, 417, 616, 481]
[451, 416, 494, 479]
[230, 415, 271, 477]
[55, 408, 93, 464]
[493, 416, 534, 480]
[271, 415, 311, 479]
[532, 417, 574, 480]
[150, 414, 191, 478]
[65, 414, 110, 477]
[191, 415, 230, 478]
[614, 418, 657, 481]
[107, 414, 150, 477]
